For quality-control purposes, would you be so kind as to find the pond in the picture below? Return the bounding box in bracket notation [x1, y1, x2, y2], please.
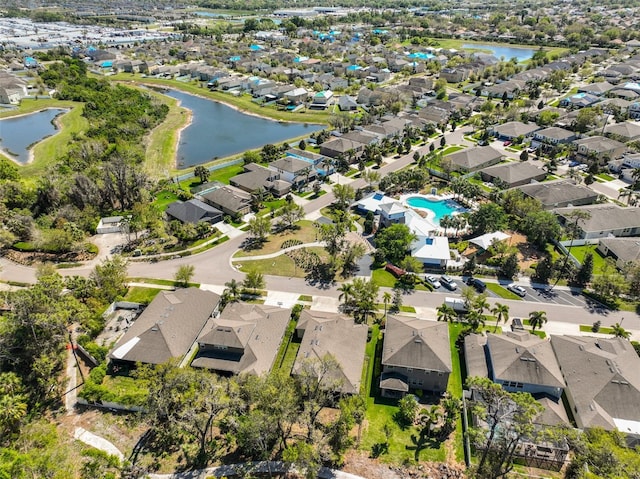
[462, 43, 536, 62]
[163, 90, 323, 169]
[0, 108, 67, 164]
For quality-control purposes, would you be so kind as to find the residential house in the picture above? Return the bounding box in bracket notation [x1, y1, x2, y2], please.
[630, 101, 640, 119]
[447, 146, 504, 172]
[292, 310, 368, 395]
[379, 316, 452, 397]
[439, 67, 469, 83]
[165, 198, 223, 224]
[531, 127, 577, 148]
[551, 335, 640, 443]
[319, 137, 365, 159]
[309, 90, 334, 109]
[418, 105, 450, 126]
[191, 302, 291, 375]
[0, 72, 28, 104]
[578, 81, 615, 96]
[559, 92, 601, 109]
[201, 185, 252, 218]
[604, 121, 640, 142]
[482, 80, 525, 100]
[465, 331, 565, 400]
[96, 216, 126, 234]
[597, 237, 640, 269]
[338, 95, 358, 111]
[230, 163, 292, 197]
[490, 121, 541, 141]
[410, 236, 450, 268]
[109, 288, 221, 366]
[517, 179, 598, 209]
[269, 156, 317, 188]
[283, 88, 309, 104]
[480, 162, 547, 188]
[554, 204, 640, 239]
[341, 130, 379, 147]
[573, 136, 628, 161]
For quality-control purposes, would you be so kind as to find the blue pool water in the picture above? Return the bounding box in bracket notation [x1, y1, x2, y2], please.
[406, 197, 466, 223]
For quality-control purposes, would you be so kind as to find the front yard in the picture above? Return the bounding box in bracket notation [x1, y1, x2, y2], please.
[568, 244, 608, 272]
[233, 220, 319, 257]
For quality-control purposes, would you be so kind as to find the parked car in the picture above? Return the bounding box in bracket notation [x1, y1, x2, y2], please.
[511, 317, 525, 331]
[477, 139, 489, 146]
[503, 140, 512, 146]
[425, 275, 441, 289]
[467, 277, 486, 293]
[507, 284, 527, 297]
[440, 275, 458, 291]
[527, 147, 536, 153]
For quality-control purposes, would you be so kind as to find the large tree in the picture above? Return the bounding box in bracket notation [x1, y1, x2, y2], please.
[467, 377, 544, 479]
[375, 224, 417, 265]
[332, 184, 355, 210]
[468, 203, 507, 235]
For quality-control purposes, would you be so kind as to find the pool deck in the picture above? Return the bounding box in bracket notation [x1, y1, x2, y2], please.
[399, 193, 473, 235]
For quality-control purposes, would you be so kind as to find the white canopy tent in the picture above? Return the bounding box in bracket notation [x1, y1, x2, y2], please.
[469, 231, 511, 250]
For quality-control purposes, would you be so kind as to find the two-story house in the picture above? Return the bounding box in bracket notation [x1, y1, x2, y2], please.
[380, 316, 452, 398]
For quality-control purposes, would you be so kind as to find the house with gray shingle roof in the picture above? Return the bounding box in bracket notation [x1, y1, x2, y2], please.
[597, 237, 640, 269]
[480, 161, 547, 188]
[201, 185, 252, 218]
[379, 316, 452, 398]
[165, 198, 223, 224]
[192, 302, 291, 376]
[551, 335, 640, 441]
[573, 135, 628, 161]
[532, 127, 577, 147]
[447, 146, 504, 172]
[605, 121, 640, 141]
[517, 179, 598, 210]
[490, 121, 541, 141]
[554, 204, 640, 239]
[109, 288, 221, 366]
[293, 310, 368, 395]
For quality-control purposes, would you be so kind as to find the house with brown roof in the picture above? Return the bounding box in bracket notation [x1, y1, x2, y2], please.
[379, 316, 452, 398]
[480, 162, 547, 188]
[201, 185, 252, 219]
[447, 146, 504, 172]
[109, 288, 221, 366]
[319, 137, 366, 159]
[551, 336, 640, 443]
[292, 310, 368, 395]
[192, 302, 291, 376]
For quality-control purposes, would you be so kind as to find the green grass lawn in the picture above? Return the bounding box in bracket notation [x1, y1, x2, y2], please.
[579, 324, 615, 334]
[124, 286, 163, 304]
[568, 244, 607, 272]
[272, 319, 299, 375]
[485, 282, 522, 300]
[376, 304, 416, 313]
[153, 190, 179, 211]
[21, 103, 88, 177]
[233, 246, 328, 277]
[127, 277, 200, 288]
[233, 220, 318, 257]
[372, 268, 398, 288]
[440, 145, 465, 156]
[299, 295, 313, 302]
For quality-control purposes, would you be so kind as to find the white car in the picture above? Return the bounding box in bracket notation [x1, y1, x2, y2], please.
[425, 275, 441, 288]
[440, 275, 458, 291]
[507, 284, 527, 297]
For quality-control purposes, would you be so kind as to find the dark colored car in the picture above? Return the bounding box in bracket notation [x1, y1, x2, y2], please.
[467, 277, 487, 293]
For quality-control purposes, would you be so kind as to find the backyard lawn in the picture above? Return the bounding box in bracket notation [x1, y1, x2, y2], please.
[153, 190, 179, 212]
[360, 326, 448, 464]
[124, 286, 163, 304]
[568, 245, 608, 272]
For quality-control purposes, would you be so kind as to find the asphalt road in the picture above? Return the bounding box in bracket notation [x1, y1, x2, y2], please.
[2, 124, 638, 331]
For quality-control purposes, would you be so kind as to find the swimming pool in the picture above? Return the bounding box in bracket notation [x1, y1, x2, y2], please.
[405, 196, 466, 223]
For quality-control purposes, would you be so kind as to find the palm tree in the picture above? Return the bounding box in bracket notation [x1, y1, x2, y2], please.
[552, 209, 591, 290]
[528, 310, 547, 331]
[465, 310, 486, 332]
[440, 215, 453, 236]
[436, 304, 457, 324]
[224, 279, 241, 301]
[611, 322, 631, 339]
[382, 291, 392, 319]
[491, 303, 510, 332]
[472, 294, 490, 316]
[338, 283, 355, 311]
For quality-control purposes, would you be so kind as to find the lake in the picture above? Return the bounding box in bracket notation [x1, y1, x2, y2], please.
[462, 43, 536, 62]
[164, 90, 323, 169]
[0, 108, 67, 164]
